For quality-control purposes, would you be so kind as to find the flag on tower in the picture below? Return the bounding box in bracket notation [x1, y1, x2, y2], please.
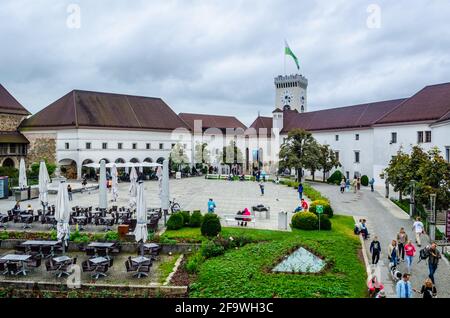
[284, 40, 300, 70]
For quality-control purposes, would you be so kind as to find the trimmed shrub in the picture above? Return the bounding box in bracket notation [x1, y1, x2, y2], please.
[303, 183, 327, 202]
[327, 170, 343, 185]
[166, 212, 184, 230]
[189, 210, 203, 227]
[361, 175, 369, 187]
[104, 231, 119, 241]
[291, 212, 319, 230]
[201, 214, 222, 237]
[201, 240, 226, 258]
[309, 200, 334, 218]
[318, 214, 332, 230]
[180, 211, 191, 226]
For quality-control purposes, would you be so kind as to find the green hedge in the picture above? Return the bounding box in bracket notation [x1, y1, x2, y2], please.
[309, 200, 334, 218]
[361, 175, 369, 187]
[201, 214, 222, 237]
[167, 213, 184, 230]
[180, 211, 191, 226]
[189, 210, 203, 228]
[291, 211, 332, 231]
[327, 170, 343, 185]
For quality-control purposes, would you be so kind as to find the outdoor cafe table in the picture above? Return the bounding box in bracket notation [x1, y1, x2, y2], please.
[131, 256, 150, 278]
[88, 242, 115, 249]
[1, 254, 31, 276]
[88, 256, 109, 279]
[22, 240, 59, 246]
[52, 255, 73, 277]
[143, 243, 159, 250]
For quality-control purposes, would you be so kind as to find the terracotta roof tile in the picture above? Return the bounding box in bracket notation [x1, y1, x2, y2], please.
[0, 84, 30, 115]
[179, 113, 246, 131]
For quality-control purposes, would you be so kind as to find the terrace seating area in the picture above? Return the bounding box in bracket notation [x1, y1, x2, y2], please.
[0, 239, 162, 281]
[0, 205, 163, 233]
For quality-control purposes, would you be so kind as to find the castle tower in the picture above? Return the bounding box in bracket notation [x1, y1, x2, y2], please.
[274, 74, 308, 112]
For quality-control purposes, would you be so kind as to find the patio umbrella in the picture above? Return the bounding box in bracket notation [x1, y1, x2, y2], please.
[134, 181, 148, 255]
[156, 166, 162, 195]
[161, 159, 170, 212]
[38, 161, 50, 211]
[99, 160, 107, 210]
[129, 167, 138, 208]
[111, 164, 119, 202]
[18, 158, 27, 189]
[55, 182, 71, 253]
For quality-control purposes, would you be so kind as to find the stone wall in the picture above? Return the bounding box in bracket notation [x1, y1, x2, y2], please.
[0, 114, 25, 131]
[23, 132, 57, 165]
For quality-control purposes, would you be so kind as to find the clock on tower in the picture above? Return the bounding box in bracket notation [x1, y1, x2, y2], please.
[274, 74, 308, 112]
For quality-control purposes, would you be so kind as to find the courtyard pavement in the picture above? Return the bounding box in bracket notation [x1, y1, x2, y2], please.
[0, 177, 301, 231]
[311, 182, 450, 298]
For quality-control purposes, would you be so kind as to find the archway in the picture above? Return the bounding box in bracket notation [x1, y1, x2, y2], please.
[58, 159, 77, 180]
[156, 157, 165, 165]
[81, 159, 95, 179]
[2, 158, 15, 168]
[143, 157, 153, 175]
[130, 158, 139, 163]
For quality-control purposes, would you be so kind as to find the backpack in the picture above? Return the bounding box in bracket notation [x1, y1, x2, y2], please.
[419, 247, 430, 260]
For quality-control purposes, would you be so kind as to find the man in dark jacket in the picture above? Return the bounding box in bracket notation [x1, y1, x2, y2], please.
[370, 236, 382, 265]
[297, 183, 304, 199]
[428, 242, 441, 284]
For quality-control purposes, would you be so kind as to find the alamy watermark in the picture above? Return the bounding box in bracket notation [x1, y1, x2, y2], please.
[366, 4, 381, 29]
[66, 4, 81, 29]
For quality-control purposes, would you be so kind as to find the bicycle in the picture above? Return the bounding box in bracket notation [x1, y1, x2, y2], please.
[169, 198, 181, 214]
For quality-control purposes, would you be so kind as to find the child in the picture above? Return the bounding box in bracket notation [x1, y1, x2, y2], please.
[259, 182, 265, 196]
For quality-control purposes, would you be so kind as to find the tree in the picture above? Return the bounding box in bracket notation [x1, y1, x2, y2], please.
[169, 143, 189, 172]
[217, 141, 243, 171]
[194, 142, 211, 169]
[302, 140, 322, 181]
[415, 147, 450, 211]
[279, 128, 316, 181]
[384, 148, 411, 201]
[317, 144, 341, 182]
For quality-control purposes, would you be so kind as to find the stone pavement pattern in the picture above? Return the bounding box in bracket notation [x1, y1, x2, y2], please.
[311, 182, 450, 298]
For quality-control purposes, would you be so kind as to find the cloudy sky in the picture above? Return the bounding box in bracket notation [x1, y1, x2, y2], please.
[1, 0, 450, 125]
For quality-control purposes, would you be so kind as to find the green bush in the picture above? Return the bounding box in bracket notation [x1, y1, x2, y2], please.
[185, 252, 205, 274]
[50, 230, 57, 240]
[291, 212, 319, 230]
[303, 183, 328, 202]
[159, 236, 177, 245]
[309, 200, 334, 218]
[327, 170, 343, 185]
[189, 210, 203, 227]
[166, 212, 184, 230]
[201, 240, 226, 258]
[180, 211, 191, 226]
[105, 231, 119, 241]
[361, 175, 369, 187]
[201, 214, 222, 237]
[318, 214, 332, 230]
[0, 231, 9, 240]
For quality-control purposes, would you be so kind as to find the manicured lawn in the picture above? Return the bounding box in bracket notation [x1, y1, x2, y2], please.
[165, 215, 367, 298]
[158, 254, 180, 284]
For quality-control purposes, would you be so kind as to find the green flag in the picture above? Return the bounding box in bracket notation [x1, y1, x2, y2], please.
[285, 40, 300, 70]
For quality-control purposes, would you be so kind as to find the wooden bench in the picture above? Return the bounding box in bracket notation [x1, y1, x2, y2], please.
[224, 214, 256, 227]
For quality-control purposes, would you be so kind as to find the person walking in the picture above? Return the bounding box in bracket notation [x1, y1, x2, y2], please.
[297, 182, 304, 199]
[357, 177, 361, 191]
[412, 217, 425, 247]
[397, 227, 408, 262]
[207, 198, 216, 214]
[404, 240, 416, 274]
[340, 179, 346, 194]
[259, 182, 265, 196]
[427, 242, 441, 284]
[67, 184, 73, 201]
[369, 177, 375, 192]
[345, 179, 350, 192]
[352, 178, 357, 193]
[370, 236, 382, 265]
[388, 240, 399, 267]
[414, 278, 437, 299]
[396, 273, 413, 298]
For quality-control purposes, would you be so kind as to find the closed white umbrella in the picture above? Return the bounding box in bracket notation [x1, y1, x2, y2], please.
[19, 158, 27, 189]
[55, 182, 71, 253]
[112, 164, 118, 202]
[99, 160, 107, 210]
[38, 161, 50, 211]
[129, 167, 138, 208]
[134, 181, 148, 255]
[156, 166, 162, 195]
[161, 159, 170, 211]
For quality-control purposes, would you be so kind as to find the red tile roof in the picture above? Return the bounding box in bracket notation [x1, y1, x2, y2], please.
[20, 90, 190, 131]
[376, 82, 450, 125]
[0, 131, 29, 144]
[282, 99, 406, 132]
[179, 113, 246, 131]
[0, 84, 30, 116]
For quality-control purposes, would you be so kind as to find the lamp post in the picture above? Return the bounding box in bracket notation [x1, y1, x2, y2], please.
[409, 180, 417, 218]
[429, 193, 437, 241]
[384, 173, 389, 199]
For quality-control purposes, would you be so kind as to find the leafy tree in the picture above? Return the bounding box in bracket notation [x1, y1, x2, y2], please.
[194, 142, 211, 168]
[384, 148, 411, 201]
[29, 161, 57, 178]
[169, 143, 189, 172]
[279, 129, 316, 181]
[302, 140, 322, 181]
[415, 147, 450, 211]
[217, 141, 243, 171]
[318, 144, 341, 182]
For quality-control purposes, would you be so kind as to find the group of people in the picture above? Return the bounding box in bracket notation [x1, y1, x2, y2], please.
[339, 176, 376, 194]
[367, 218, 442, 298]
[354, 219, 369, 239]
